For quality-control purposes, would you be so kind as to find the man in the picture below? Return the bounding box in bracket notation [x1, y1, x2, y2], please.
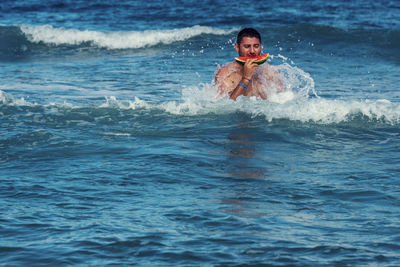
[214, 28, 284, 100]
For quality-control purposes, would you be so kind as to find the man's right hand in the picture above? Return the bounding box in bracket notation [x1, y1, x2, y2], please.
[243, 58, 259, 80]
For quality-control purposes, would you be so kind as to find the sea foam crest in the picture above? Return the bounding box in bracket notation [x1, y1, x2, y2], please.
[96, 63, 399, 125]
[118, 90, 400, 125]
[0, 89, 32, 106]
[112, 62, 399, 124]
[19, 25, 236, 49]
[2, 60, 399, 125]
[2, 88, 400, 125]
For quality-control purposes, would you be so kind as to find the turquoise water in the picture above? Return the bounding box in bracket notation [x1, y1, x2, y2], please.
[1, 0, 400, 265]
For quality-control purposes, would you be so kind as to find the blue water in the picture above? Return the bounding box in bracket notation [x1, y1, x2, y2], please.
[1, 0, 400, 266]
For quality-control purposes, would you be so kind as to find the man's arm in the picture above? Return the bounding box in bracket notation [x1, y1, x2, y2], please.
[229, 76, 250, 100]
[215, 71, 250, 101]
[214, 60, 259, 100]
[229, 59, 259, 100]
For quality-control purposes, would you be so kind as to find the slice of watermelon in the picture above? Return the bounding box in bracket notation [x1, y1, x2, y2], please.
[234, 53, 269, 65]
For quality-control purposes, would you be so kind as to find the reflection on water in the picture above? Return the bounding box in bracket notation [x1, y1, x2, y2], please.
[216, 116, 275, 217]
[224, 119, 267, 180]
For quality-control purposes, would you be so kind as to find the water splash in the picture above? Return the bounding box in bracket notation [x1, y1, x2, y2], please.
[0, 89, 32, 106]
[1, 59, 399, 125]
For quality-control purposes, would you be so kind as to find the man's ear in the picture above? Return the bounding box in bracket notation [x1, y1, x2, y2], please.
[234, 43, 239, 54]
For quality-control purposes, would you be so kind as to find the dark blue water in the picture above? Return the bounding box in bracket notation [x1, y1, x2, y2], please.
[1, 0, 400, 266]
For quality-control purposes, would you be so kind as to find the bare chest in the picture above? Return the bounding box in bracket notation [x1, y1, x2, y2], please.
[228, 70, 266, 97]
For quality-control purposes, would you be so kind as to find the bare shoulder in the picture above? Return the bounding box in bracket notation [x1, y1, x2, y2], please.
[214, 62, 241, 95]
[214, 62, 236, 79]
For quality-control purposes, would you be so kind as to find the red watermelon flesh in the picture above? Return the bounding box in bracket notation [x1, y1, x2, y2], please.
[235, 53, 269, 65]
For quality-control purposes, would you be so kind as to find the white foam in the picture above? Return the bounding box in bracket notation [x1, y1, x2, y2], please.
[19, 24, 236, 49]
[93, 82, 398, 125]
[2, 87, 399, 124]
[0, 89, 33, 106]
[2, 65, 399, 125]
[253, 97, 400, 124]
[268, 90, 296, 103]
[119, 59, 399, 125]
[102, 132, 131, 136]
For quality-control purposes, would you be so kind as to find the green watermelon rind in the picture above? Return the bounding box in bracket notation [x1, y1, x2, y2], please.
[235, 53, 269, 65]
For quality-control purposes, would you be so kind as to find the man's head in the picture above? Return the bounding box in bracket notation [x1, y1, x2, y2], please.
[235, 28, 262, 57]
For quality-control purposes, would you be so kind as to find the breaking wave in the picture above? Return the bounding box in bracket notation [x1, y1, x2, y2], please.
[2, 86, 399, 125]
[1, 54, 398, 125]
[15, 24, 235, 49]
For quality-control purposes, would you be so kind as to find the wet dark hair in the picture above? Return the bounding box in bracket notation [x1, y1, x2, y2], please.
[236, 28, 262, 44]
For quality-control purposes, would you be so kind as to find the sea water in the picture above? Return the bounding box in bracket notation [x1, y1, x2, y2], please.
[1, 0, 400, 266]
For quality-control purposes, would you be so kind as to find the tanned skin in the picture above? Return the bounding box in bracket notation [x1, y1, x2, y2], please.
[214, 36, 283, 100]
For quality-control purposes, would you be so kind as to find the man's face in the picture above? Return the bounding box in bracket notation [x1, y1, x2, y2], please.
[235, 37, 262, 57]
